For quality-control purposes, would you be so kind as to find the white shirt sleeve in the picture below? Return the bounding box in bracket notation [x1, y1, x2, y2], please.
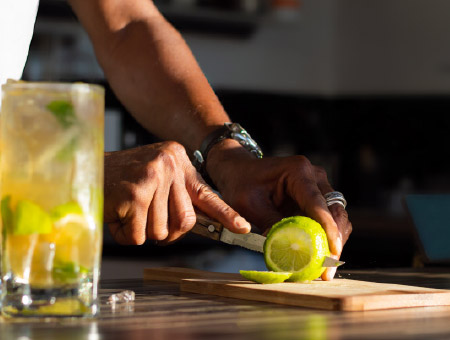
[0, 0, 40, 88]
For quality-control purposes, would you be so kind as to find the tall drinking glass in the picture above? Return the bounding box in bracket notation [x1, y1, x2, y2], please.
[0, 81, 104, 317]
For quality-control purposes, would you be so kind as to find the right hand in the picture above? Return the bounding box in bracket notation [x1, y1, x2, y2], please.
[103, 141, 251, 245]
[205, 140, 352, 280]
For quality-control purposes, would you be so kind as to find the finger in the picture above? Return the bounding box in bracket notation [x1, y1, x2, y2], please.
[147, 186, 170, 241]
[188, 174, 251, 234]
[328, 204, 352, 245]
[107, 205, 148, 245]
[287, 174, 342, 259]
[314, 166, 351, 247]
[163, 180, 196, 244]
[322, 259, 338, 281]
[108, 222, 128, 245]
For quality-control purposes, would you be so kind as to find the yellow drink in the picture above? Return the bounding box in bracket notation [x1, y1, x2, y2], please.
[0, 81, 104, 317]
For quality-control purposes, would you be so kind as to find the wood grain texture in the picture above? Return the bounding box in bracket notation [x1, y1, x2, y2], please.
[143, 267, 243, 283]
[144, 267, 450, 311]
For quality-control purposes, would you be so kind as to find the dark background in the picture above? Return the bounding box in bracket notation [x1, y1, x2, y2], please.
[23, 0, 450, 275]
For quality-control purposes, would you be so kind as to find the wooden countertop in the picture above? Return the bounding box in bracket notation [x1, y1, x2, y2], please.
[1, 268, 450, 340]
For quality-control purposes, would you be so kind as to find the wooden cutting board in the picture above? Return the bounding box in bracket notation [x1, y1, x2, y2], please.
[144, 267, 450, 311]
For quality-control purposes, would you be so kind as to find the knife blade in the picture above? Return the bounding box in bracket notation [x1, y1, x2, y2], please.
[191, 213, 345, 268]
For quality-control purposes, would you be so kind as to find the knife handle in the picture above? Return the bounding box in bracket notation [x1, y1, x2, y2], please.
[191, 213, 224, 241]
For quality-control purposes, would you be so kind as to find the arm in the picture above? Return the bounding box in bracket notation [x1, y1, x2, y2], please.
[68, 0, 251, 245]
[68, 0, 227, 151]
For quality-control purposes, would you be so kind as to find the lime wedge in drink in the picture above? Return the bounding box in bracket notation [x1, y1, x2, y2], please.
[264, 216, 330, 282]
[240, 270, 292, 284]
[10, 199, 53, 235]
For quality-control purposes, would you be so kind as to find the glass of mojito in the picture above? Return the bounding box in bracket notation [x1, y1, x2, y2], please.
[0, 80, 104, 317]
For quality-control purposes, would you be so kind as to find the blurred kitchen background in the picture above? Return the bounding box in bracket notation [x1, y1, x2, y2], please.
[22, 0, 450, 278]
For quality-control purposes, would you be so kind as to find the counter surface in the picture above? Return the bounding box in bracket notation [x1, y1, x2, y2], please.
[1, 268, 450, 340]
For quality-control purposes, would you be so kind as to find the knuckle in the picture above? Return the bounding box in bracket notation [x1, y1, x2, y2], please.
[155, 149, 175, 169]
[314, 165, 328, 180]
[291, 155, 311, 167]
[177, 210, 197, 232]
[125, 185, 148, 211]
[286, 155, 314, 176]
[195, 185, 215, 202]
[165, 141, 186, 155]
[298, 176, 317, 190]
[142, 165, 157, 181]
[219, 204, 239, 219]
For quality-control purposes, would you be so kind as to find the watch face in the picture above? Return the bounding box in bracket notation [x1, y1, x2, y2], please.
[226, 122, 244, 133]
[227, 123, 263, 158]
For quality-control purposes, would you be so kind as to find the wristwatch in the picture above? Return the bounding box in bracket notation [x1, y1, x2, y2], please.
[193, 123, 263, 185]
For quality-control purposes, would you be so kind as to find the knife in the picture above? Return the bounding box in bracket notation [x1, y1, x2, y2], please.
[191, 213, 345, 268]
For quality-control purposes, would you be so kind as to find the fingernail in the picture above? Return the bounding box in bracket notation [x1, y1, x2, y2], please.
[325, 267, 337, 280]
[234, 216, 251, 232]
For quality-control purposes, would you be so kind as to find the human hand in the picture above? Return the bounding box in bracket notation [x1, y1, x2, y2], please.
[206, 140, 352, 281]
[104, 141, 251, 245]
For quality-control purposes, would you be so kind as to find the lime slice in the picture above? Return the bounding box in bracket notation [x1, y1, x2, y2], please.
[240, 270, 292, 284]
[50, 201, 84, 224]
[264, 216, 330, 282]
[13, 200, 52, 235]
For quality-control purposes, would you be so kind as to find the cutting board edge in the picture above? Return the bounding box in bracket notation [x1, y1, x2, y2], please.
[341, 291, 450, 311]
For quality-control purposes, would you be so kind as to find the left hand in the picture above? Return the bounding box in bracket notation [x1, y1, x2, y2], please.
[206, 140, 352, 281]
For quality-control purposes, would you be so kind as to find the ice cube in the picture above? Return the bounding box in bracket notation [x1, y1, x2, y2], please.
[107, 290, 135, 304]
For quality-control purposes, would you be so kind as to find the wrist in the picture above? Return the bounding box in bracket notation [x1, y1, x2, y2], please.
[192, 122, 263, 188]
[206, 139, 255, 189]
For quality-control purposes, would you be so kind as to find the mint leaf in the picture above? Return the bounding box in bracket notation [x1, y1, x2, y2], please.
[52, 261, 89, 282]
[46, 100, 77, 128]
[1, 195, 13, 236]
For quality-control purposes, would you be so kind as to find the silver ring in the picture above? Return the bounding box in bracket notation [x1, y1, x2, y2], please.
[324, 191, 347, 209]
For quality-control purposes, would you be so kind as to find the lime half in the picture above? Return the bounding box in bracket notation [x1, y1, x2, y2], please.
[240, 270, 292, 284]
[264, 216, 330, 282]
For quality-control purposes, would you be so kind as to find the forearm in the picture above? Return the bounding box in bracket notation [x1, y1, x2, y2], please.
[69, 0, 229, 151]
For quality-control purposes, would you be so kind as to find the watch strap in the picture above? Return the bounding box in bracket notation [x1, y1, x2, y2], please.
[193, 123, 263, 187]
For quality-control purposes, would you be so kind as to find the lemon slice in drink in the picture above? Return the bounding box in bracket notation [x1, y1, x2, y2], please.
[240, 270, 292, 284]
[50, 201, 84, 224]
[50, 202, 95, 280]
[264, 216, 330, 282]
